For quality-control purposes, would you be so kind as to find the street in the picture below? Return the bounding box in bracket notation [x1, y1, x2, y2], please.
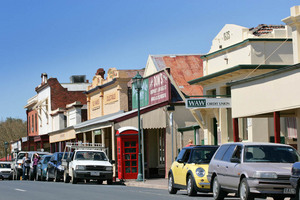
[0, 180, 274, 200]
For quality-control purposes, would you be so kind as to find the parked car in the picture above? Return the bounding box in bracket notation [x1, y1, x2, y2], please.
[208, 142, 299, 200]
[168, 145, 219, 196]
[36, 155, 52, 181]
[12, 151, 51, 180]
[47, 152, 72, 182]
[0, 162, 13, 180]
[12, 151, 27, 180]
[28, 151, 52, 180]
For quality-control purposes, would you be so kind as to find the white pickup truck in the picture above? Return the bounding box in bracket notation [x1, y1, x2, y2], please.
[61, 143, 114, 184]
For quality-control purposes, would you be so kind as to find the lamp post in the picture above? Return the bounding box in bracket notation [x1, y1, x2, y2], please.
[132, 71, 143, 181]
[4, 142, 8, 161]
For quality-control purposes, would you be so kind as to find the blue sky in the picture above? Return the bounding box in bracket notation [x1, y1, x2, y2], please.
[0, 0, 297, 121]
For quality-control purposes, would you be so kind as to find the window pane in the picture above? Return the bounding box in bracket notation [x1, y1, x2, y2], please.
[131, 161, 137, 166]
[125, 161, 130, 166]
[132, 167, 137, 173]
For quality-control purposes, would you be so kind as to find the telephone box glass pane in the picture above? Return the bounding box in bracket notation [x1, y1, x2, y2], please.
[125, 154, 130, 160]
[131, 154, 136, 159]
[131, 161, 137, 166]
[131, 141, 136, 147]
[132, 167, 137, 173]
[125, 142, 130, 147]
[125, 168, 130, 173]
[125, 161, 130, 166]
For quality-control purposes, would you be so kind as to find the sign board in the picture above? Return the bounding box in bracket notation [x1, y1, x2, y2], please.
[132, 71, 170, 109]
[186, 98, 231, 109]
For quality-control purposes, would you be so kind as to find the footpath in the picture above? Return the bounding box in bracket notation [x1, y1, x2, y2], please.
[120, 178, 168, 190]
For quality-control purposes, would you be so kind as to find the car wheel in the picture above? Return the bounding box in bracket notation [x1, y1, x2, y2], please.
[212, 176, 226, 200]
[71, 172, 77, 184]
[54, 170, 59, 182]
[187, 175, 197, 196]
[239, 178, 254, 200]
[107, 179, 113, 185]
[63, 171, 70, 183]
[168, 173, 178, 194]
[97, 180, 103, 184]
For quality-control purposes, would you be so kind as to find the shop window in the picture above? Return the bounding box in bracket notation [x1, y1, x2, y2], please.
[31, 115, 34, 133]
[35, 113, 38, 132]
[28, 116, 31, 133]
[239, 118, 249, 141]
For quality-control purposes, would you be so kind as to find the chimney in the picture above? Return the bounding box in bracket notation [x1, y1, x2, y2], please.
[96, 68, 105, 79]
[41, 73, 48, 84]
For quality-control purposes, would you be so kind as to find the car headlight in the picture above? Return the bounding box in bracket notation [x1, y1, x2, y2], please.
[196, 168, 205, 177]
[253, 172, 277, 179]
[76, 165, 85, 170]
[57, 165, 64, 171]
[106, 166, 113, 171]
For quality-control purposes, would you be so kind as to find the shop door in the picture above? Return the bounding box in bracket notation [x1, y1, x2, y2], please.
[123, 138, 138, 179]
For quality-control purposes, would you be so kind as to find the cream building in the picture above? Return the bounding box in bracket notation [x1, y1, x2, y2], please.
[189, 24, 294, 145]
[227, 6, 300, 149]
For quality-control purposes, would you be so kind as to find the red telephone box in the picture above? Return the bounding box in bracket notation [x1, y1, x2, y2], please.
[116, 126, 139, 180]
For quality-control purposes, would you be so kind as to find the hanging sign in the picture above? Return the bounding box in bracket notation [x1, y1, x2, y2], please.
[186, 98, 231, 109]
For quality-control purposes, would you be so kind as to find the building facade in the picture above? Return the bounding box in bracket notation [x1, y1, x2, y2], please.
[188, 24, 294, 145]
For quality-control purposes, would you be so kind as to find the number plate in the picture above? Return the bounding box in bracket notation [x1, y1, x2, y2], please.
[284, 188, 296, 194]
[90, 171, 100, 176]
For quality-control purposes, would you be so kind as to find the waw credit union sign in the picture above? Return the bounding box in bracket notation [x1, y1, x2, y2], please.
[186, 98, 231, 109]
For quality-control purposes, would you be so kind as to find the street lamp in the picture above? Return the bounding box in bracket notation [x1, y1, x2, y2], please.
[4, 142, 8, 161]
[132, 71, 143, 181]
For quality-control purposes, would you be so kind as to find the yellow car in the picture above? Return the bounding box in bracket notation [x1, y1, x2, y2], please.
[168, 145, 219, 196]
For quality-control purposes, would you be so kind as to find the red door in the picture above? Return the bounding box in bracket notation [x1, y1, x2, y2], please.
[122, 138, 138, 179]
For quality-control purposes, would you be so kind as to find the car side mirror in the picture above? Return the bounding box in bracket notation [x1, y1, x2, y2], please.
[66, 157, 72, 162]
[230, 158, 240, 163]
[110, 160, 115, 164]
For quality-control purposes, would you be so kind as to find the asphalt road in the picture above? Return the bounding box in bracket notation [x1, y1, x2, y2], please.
[0, 180, 273, 200]
[0, 180, 215, 200]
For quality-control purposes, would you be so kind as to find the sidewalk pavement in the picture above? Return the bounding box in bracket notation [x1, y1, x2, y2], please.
[121, 178, 168, 190]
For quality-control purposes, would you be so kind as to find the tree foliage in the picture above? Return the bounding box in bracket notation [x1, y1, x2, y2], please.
[0, 118, 27, 158]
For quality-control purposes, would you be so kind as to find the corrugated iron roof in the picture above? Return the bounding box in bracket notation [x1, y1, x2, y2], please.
[249, 24, 285, 36]
[151, 55, 203, 96]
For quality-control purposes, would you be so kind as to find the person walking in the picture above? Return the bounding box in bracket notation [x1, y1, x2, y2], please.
[22, 153, 30, 180]
[32, 153, 40, 181]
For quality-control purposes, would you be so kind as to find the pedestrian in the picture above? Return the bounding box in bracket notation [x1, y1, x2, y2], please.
[186, 139, 193, 147]
[32, 153, 40, 180]
[22, 153, 30, 180]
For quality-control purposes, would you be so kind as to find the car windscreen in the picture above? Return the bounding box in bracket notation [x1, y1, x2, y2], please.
[189, 147, 218, 164]
[75, 151, 108, 161]
[43, 156, 51, 164]
[17, 153, 26, 160]
[0, 163, 11, 168]
[244, 145, 300, 163]
[58, 152, 72, 161]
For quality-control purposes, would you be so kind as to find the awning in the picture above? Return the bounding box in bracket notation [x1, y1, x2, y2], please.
[114, 107, 166, 130]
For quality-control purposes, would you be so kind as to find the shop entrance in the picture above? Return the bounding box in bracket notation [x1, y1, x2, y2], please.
[116, 127, 139, 180]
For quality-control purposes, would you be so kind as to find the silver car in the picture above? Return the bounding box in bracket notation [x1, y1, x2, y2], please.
[208, 142, 299, 200]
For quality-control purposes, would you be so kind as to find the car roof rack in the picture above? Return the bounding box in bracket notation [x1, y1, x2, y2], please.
[64, 142, 109, 157]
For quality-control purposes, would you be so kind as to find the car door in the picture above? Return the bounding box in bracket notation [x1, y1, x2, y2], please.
[48, 155, 55, 177]
[218, 145, 236, 187]
[172, 149, 186, 185]
[225, 145, 242, 189]
[177, 149, 191, 186]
